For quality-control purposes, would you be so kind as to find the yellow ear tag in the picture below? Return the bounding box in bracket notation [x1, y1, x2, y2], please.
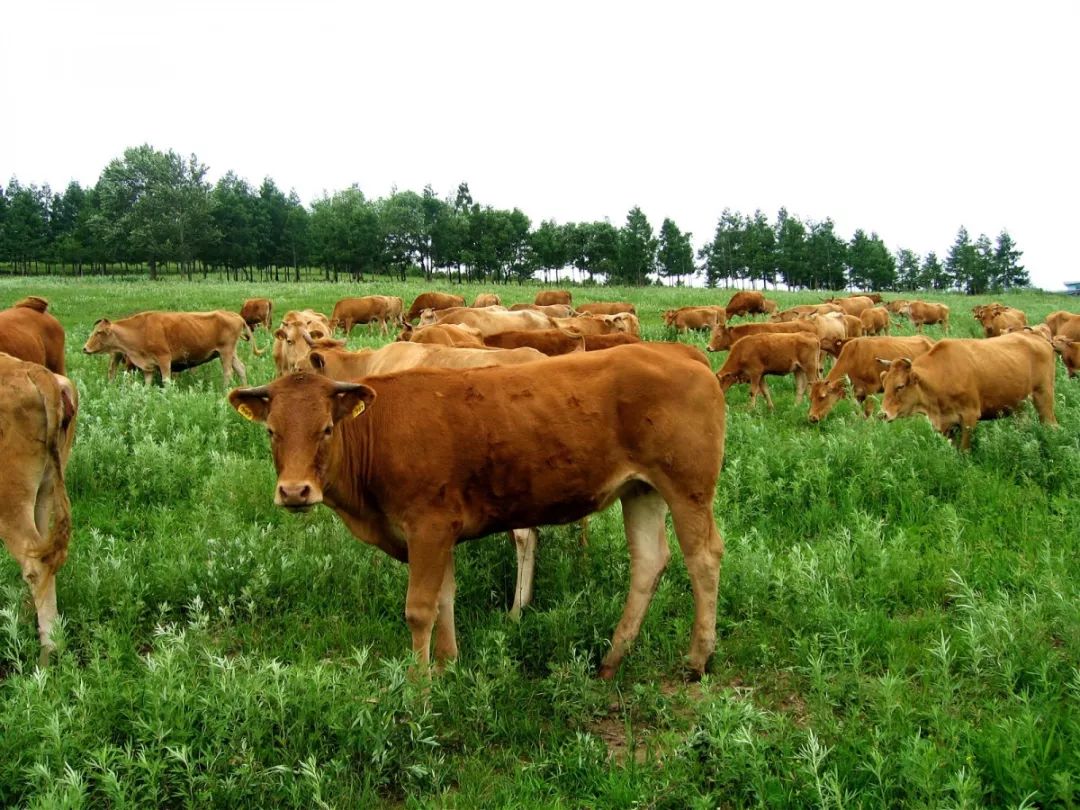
[237, 404, 255, 421]
[351, 401, 366, 418]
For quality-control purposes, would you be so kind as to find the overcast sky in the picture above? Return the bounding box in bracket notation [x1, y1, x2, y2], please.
[3, 0, 1077, 290]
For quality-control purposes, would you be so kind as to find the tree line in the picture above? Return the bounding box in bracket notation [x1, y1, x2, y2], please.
[0, 143, 1028, 292]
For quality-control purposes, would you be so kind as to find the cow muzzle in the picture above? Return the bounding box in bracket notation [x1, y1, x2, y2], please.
[275, 480, 323, 511]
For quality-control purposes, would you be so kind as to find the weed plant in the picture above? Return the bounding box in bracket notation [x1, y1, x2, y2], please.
[1, 278, 1078, 807]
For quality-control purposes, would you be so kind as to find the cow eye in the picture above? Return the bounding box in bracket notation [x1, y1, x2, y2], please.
[323, 425, 333, 437]
[895, 384, 906, 391]
[266, 428, 275, 439]
[286, 339, 294, 345]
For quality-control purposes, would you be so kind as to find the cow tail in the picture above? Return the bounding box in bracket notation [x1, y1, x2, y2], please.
[26, 369, 73, 559]
[244, 321, 265, 356]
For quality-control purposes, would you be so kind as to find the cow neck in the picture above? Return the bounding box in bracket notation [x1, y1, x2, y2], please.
[322, 409, 376, 515]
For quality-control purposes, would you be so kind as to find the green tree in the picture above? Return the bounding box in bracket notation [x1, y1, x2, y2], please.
[614, 206, 657, 285]
[775, 209, 808, 289]
[309, 186, 382, 281]
[530, 219, 568, 284]
[805, 219, 847, 290]
[922, 251, 948, 290]
[846, 231, 896, 290]
[895, 247, 921, 290]
[656, 218, 694, 285]
[993, 230, 1028, 289]
[742, 210, 777, 289]
[701, 209, 744, 288]
[944, 227, 972, 292]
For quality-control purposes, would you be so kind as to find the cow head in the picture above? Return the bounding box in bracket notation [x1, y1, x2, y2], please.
[879, 357, 920, 421]
[229, 374, 376, 511]
[83, 319, 116, 354]
[807, 378, 848, 423]
[396, 323, 414, 342]
[819, 336, 845, 357]
[715, 369, 747, 392]
[418, 308, 438, 326]
[706, 324, 729, 352]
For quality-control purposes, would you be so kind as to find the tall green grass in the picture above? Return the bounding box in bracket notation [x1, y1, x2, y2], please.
[1, 278, 1078, 807]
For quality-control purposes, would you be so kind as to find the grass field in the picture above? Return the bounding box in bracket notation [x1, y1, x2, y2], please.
[1, 277, 1079, 808]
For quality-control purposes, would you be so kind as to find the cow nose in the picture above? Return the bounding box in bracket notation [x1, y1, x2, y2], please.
[82, 347, 91, 354]
[808, 414, 819, 424]
[276, 481, 321, 508]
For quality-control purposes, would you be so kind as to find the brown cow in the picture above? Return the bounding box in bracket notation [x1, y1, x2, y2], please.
[576, 302, 637, 316]
[472, 293, 501, 308]
[229, 343, 726, 677]
[859, 306, 891, 336]
[826, 296, 875, 316]
[885, 299, 910, 314]
[306, 341, 546, 379]
[330, 296, 404, 336]
[715, 332, 821, 408]
[902, 301, 950, 333]
[273, 311, 333, 376]
[534, 290, 572, 306]
[973, 303, 1027, 337]
[770, 303, 843, 322]
[0, 353, 77, 666]
[706, 320, 817, 352]
[580, 332, 643, 351]
[484, 329, 584, 355]
[841, 314, 864, 338]
[809, 313, 848, 357]
[551, 315, 621, 336]
[664, 306, 727, 333]
[406, 292, 466, 323]
[1051, 336, 1079, 377]
[508, 303, 576, 318]
[396, 323, 486, 347]
[880, 332, 1056, 449]
[84, 310, 261, 384]
[240, 298, 273, 331]
[0, 296, 66, 374]
[725, 291, 776, 317]
[807, 335, 935, 422]
[434, 307, 554, 336]
[1045, 310, 1080, 338]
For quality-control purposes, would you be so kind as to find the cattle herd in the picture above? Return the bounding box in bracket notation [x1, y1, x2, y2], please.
[1, 288, 1078, 675]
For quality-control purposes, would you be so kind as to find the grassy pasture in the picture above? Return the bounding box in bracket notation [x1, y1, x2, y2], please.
[1, 277, 1079, 808]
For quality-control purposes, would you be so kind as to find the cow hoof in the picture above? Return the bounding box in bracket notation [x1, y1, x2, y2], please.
[597, 664, 618, 681]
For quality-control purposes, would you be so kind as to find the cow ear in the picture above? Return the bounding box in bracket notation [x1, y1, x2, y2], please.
[309, 351, 327, 371]
[274, 328, 287, 340]
[309, 329, 326, 340]
[331, 383, 376, 422]
[229, 387, 271, 423]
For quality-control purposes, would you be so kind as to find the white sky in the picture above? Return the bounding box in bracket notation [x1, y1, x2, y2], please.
[2, 0, 1078, 289]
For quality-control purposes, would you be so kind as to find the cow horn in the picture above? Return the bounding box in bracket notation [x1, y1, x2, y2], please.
[301, 329, 316, 347]
[233, 384, 271, 398]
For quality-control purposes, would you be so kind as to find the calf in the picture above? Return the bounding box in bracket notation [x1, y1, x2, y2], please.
[229, 344, 726, 678]
[807, 335, 934, 422]
[576, 301, 637, 316]
[880, 332, 1056, 449]
[715, 332, 821, 408]
[664, 306, 726, 333]
[330, 295, 404, 336]
[0, 354, 78, 666]
[240, 298, 273, 331]
[725, 291, 777, 317]
[826, 295, 875, 316]
[406, 292, 466, 322]
[472, 293, 501, 308]
[535, 289, 572, 306]
[902, 301, 950, 333]
[706, 319, 816, 352]
[859, 306, 891, 336]
[397, 323, 486, 347]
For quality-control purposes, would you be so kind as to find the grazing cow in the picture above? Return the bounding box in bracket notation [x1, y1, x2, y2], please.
[902, 301, 950, 333]
[406, 292, 466, 323]
[664, 306, 727, 333]
[1045, 310, 1080, 338]
[841, 314, 864, 338]
[508, 303, 576, 317]
[306, 341, 545, 378]
[0, 353, 77, 666]
[0, 296, 66, 374]
[433, 307, 554, 336]
[472, 293, 501, 308]
[706, 319, 816, 352]
[229, 343, 726, 677]
[885, 299, 911, 314]
[534, 290, 572, 306]
[330, 296, 404, 336]
[859, 306, 891, 336]
[715, 332, 821, 408]
[880, 332, 1056, 449]
[770, 303, 843, 322]
[725, 291, 776, 317]
[396, 323, 486, 347]
[826, 296, 875, 316]
[807, 335, 935, 422]
[240, 298, 273, 331]
[1051, 336, 1079, 377]
[84, 310, 261, 385]
[576, 301, 637, 316]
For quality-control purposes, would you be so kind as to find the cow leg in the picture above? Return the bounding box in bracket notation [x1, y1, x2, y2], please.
[155, 355, 172, 384]
[793, 368, 808, 403]
[599, 489, 670, 679]
[578, 515, 590, 547]
[433, 551, 458, 666]
[668, 500, 724, 679]
[223, 349, 246, 386]
[1032, 381, 1058, 425]
[761, 379, 775, 410]
[404, 540, 453, 670]
[108, 353, 122, 381]
[509, 528, 538, 621]
[2, 497, 58, 666]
